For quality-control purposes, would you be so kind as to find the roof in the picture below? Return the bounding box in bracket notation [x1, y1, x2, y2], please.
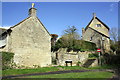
[0, 28, 7, 35]
[0, 16, 51, 36]
[0, 17, 31, 36]
[85, 16, 110, 31]
[10, 17, 31, 29]
[88, 27, 110, 38]
[36, 17, 51, 36]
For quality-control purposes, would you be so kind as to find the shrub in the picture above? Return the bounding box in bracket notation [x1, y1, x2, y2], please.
[2, 52, 14, 70]
[52, 39, 96, 52]
[89, 53, 99, 58]
[76, 61, 81, 66]
[80, 41, 97, 51]
[103, 53, 120, 67]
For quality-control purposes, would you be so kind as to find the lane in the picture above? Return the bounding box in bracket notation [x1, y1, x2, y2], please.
[2, 69, 114, 79]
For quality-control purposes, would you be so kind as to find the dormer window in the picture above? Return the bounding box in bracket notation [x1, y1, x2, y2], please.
[96, 24, 101, 27]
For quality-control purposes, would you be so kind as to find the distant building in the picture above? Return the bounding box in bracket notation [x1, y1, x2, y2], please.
[82, 13, 110, 53]
[0, 3, 51, 68]
[0, 27, 7, 35]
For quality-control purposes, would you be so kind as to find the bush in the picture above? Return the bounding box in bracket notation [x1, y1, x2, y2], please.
[103, 53, 120, 67]
[76, 61, 81, 66]
[89, 53, 99, 58]
[2, 52, 14, 70]
[80, 41, 97, 51]
[52, 39, 96, 52]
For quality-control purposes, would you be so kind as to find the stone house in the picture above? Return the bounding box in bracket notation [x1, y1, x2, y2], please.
[82, 13, 110, 53]
[0, 4, 51, 68]
[0, 28, 7, 35]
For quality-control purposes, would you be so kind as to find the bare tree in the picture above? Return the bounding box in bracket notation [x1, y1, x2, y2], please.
[110, 27, 119, 54]
[61, 26, 81, 49]
[110, 27, 118, 43]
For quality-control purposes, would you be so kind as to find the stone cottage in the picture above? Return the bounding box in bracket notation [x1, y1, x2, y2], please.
[0, 3, 51, 68]
[82, 13, 110, 53]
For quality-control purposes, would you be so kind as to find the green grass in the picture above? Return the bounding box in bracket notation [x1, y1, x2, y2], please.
[2, 66, 84, 76]
[27, 71, 113, 78]
[3, 65, 113, 77]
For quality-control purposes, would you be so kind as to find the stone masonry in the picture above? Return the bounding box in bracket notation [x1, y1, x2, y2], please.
[0, 5, 51, 68]
[82, 13, 110, 53]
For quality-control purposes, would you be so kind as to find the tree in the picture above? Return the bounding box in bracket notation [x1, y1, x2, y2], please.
[62, 26, 81, 49]
[53, 26, 96, 52]
[51, 34, 58, 46]
[110, 27, 118, 43]
[110, 27, 119, 54]
[51, 34, 58, 52]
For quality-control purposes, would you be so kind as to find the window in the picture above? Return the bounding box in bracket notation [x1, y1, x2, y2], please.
[90, 37, 92, 41]
[96, 24, 101, 27]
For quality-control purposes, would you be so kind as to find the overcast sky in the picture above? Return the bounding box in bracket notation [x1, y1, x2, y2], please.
[2, 2, 118, 37]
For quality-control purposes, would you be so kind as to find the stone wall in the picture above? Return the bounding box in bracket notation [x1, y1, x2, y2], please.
[0, 17, 52, 68]
[83, 27, 110, 52]
[87, 17, 109, 37]
[52, 48, 97, 67]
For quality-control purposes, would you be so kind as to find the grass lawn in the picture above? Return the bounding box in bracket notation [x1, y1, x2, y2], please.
[2, 66, 84, 76]
[27, 71, 113, 78]
[2, 65, 113, 77]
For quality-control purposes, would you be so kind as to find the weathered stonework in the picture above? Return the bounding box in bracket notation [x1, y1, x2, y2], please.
[0, 6, 51, 68]
[53, 48, 97, 67]
[82, 14, 110, 53]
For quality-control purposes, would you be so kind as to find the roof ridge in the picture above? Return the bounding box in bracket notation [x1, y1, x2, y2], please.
[36, 17, 51, 36]
[85, 16, 110, 31]
[89, 27, 110, 38]
[10, 17, 31, 29]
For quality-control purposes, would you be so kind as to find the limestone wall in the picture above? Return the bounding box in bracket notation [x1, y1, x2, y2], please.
[88, 18, 109, 37]
[1, 17, 52, 68]
[83, 28, 110, 52]
[55, 48, 95, 66]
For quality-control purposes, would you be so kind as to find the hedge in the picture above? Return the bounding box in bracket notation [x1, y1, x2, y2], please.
[52, 39, 96, 52]
[2, 52, 14, 70]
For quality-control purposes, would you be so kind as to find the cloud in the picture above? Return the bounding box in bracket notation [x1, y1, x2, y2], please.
[109, 3, 115, 12]
[0, 26, 11, 29]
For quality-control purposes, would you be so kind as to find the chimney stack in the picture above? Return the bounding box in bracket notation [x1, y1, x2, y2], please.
[82, 28, 85, 35]
[29, 3, 37, 17]
[93, 13, 96, 19]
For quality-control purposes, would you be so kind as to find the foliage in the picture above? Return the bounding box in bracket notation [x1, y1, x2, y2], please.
[110, 27, 120, 55]
[110, 27, 118, 43]
[51, 34, 58, 46]
[2, 52, 14, 70]
[80, 40, 97, 51]
[53, 39, 96, 52]
[51, 26, 96, 52]
[110, 40, 118, 53]
[76, 61, 81, 66]
[89, 53, 99, 58]
[103, 53, 120, 68]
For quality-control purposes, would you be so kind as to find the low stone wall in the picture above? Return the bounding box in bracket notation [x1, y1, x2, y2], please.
[57, 53, 79, 66]
[52, 48, 97, 67]
[90, 59, 98, 67]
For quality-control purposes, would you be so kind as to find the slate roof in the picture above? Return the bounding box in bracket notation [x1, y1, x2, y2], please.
[85, 16, 110, 31]
[88, 27, 110, 38]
